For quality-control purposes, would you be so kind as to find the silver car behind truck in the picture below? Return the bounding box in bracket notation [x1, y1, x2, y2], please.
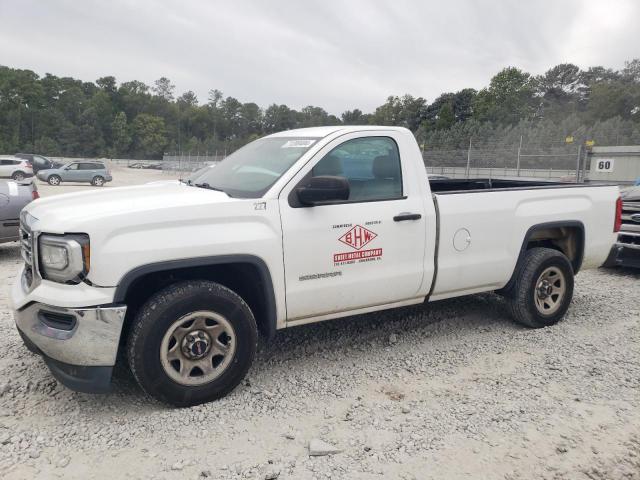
[36, 161, 112, 186]
[0, 180, 39, 244]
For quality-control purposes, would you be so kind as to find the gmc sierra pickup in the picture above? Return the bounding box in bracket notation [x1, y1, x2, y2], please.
[12, 126, 620, 406]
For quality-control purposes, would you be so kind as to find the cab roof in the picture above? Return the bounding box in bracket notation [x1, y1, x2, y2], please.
[264, 125, 410, 139]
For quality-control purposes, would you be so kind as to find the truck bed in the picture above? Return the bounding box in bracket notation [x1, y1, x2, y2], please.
[429, 178, 573, 193]
[428, 178, 618, 301]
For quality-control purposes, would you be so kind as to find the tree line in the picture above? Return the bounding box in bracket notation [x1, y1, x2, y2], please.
[0, 60, 638, 159]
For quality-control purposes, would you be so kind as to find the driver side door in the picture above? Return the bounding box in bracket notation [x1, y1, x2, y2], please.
[278, 132, 428, 322]
[62, 163, 81, 182]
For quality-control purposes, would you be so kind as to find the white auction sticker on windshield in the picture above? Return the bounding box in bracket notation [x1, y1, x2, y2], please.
[281, 139, 316, 148]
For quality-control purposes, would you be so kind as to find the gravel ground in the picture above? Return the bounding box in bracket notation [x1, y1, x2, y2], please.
[0, 170, 638, 479]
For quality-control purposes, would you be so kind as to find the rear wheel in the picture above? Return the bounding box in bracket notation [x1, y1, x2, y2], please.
[48, 175, 61, 186]
[126, 280, 258, 407]
[506, 247, 574, 328]
[11, 171, 25, 181]
[91, 175, 105, 186]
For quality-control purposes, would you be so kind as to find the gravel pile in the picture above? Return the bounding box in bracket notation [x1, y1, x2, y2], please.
[0, 242, 638, 479]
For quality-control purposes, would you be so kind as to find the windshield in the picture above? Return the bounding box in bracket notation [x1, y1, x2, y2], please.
[187, 164, 216, 183]
[188, 137, 318, 198]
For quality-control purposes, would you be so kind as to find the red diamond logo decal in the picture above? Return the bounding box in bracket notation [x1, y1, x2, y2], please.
[338, 225, 377, 250]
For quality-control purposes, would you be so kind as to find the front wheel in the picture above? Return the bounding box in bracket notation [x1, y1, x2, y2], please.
[126, 280, 258, 407]
[506, 247, 574, 328]
[47, 175, 61, 186]
[91, 175, 105, 186]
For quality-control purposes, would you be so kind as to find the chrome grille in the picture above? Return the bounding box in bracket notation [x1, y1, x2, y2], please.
[19, 219, 34, 287]
[617, 201, 640, 250]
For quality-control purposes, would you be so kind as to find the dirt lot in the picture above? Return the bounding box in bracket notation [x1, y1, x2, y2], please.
[0, 168, 638, 479]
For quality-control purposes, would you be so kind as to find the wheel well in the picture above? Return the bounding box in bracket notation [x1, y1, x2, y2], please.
[118, 262, 275, 345]
[525, 225, 583, 273]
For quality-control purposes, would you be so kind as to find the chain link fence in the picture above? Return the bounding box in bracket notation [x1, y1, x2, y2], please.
[164, 140, 613, 184]
[422, 140, 585, 182]
[161, 152, 224, 176]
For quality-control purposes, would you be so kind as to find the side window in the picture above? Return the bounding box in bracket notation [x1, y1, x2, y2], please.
[78, 163, 91, 170]
[311, 137, 402, 202]
[66, 164, 79, 170]
[0, 160, 9, 165]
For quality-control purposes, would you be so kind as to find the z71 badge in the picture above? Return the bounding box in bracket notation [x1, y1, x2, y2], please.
[334, 224, 382, 265]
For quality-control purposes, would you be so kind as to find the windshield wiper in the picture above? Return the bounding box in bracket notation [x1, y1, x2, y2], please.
[194, 182, 227, 194]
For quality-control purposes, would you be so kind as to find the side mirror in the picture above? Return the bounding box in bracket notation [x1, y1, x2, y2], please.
[296, 176, 350, 206]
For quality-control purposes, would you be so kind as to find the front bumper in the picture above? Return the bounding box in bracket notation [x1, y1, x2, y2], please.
[17, 329, 115, 393]
[603, 242, 640, 268]
[14, 301, 127, 392]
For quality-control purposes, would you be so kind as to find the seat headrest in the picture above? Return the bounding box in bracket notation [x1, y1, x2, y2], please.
[314, 154, 343, 177]
[372, 155, 399, 179]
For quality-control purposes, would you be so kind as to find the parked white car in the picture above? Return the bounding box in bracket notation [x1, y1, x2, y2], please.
[12, 126, 620, 406]
[0, 156, 33, 181]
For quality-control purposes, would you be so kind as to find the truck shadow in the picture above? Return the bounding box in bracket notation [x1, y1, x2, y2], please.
[599, 265, 640, 279]
[106, 292, 517, 408]
[260, 293, 514, 360]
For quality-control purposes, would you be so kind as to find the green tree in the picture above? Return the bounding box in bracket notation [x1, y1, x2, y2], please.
[371, 95, 426, 131]
[341, 108, 369, 124]
[586, 81, 640, 122]
[452, 89, 477, 122]
[435, 102, 454, 130]
[132, 113, 167, 158]
[263, 104, 297, 133]
[111, 111, 131, 156]
[474, 67, 537, 124]
[178, 90, 198, 107]
[153, 77, 175, 101]
[77, 107, 105, 156]
[96, 76, 117, 95]
[536, 63, 582, 119]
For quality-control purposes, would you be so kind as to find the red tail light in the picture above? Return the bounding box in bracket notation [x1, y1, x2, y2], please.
[32, 189, 39, 200]
[614, 196, 622, 232]
[25, 161, 32, 168]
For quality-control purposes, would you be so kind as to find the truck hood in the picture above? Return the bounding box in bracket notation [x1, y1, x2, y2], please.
[27, 183, 235, 232]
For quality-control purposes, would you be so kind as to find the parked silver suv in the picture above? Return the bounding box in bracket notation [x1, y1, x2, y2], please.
[36, 161, 113, 186]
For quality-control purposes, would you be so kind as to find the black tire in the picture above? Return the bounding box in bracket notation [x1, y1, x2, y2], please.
[505, 247, 574, 328]
[47, 175, 61, 186]
[11, 171, 25, 181]
[91, 175, 105, 186]
[126, 280, 258, 407]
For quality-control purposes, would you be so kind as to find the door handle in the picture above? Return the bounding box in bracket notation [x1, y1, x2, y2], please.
[393, 213, 422, 222]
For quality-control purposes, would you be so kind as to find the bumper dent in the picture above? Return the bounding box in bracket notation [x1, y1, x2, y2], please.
[15, 303, 127, 366]
[17, 329, 113, 393]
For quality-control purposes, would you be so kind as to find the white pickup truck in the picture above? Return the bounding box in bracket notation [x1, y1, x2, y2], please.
[12, 126, 620, 406]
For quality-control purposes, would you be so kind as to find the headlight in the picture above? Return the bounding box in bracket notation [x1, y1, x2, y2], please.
[20, 210, 37, 229]
[39, 234, 90, 283]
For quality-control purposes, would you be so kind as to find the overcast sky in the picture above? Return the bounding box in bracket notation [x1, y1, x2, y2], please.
[1, 0, 639, 114]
